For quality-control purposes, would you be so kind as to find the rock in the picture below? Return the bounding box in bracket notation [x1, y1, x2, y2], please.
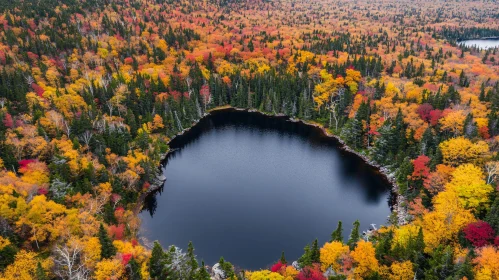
[211, 263, 225, 280]
[292, 261, 300, 270]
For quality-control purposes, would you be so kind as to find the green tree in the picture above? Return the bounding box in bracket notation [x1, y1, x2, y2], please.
[331, 221, 344, 242]
[98, 224, 117, 259]
[311, 239, 320, 263]
[149, 241, 165, 279]
[348, 220, 361, 250]
[196, 261, 211, 280]
[187, 241, 199, 277]
[127, 258, 143, 280]
[280, 251, 287, 264]
[486, 196, 499, 232]
[35, 262, 48, 280]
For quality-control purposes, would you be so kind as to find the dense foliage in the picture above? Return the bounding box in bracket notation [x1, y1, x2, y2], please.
[0, 0, 498, 279]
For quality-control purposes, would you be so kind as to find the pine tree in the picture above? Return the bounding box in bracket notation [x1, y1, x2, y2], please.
[149, 241, 165, 279]
[196, 261, 211, 280]
[331, 221, 343, 242]
[298, 245, 312, 267]
[280, 251, 287, 264]
[187, 241, 199, 277]
[35, 262, 48, 280]
[310, 239, 320, 263]
[347, 220, 361, 250]
[98, 224, 117, 259]
[127, 258, 143, 280]
[485, 196, 499, 232]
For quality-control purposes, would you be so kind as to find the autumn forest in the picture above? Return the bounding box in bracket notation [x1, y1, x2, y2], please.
[0, 0, 499, 279]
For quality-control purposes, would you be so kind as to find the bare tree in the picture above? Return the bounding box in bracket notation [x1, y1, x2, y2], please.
[53, 241, 89, 280]
[485, 161, 499, 185]
[79, 131, 94, 147]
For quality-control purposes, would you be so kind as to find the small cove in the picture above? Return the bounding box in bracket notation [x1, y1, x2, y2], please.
[139, 109, 393, 270]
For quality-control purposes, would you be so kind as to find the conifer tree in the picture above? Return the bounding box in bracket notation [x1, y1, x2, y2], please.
[298, 245, 312, 267]
[196, 261, 211, 280]
[348, 220, 361, 250]
[310, 239, 320, 263]
[331, 221, 343, 242]
[98, 224, 117, 259]
[149, 241, 165, 279]
[280, 251, 287, 264]
[187, 241, 199, 277]
[127, 258, 143, 280]
[35, 262, 48, 280]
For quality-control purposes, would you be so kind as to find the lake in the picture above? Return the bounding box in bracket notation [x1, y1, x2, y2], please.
[460, 38, 499, 49]
[139, 109, 392, 270]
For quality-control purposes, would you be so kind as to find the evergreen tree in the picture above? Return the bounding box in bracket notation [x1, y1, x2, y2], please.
[196, 261, 211, 280]
[375, 229, 393, 261]
[98, 224, 117, 259]
[298, 245, 312, 268]
[219, 257, 235, 279]
[347, 220, 361, 250]
[310, 239, 320, 263]
[485, 196, 499, 232]
[280, 251, 287, 264]
[331, 221, 344, 242]
[127, 258, 143, 280]
[149, 241, 165, 279]
[424, 246, 455, 280]
[187, 241, 199, 277]
[35, 262, 48, 280]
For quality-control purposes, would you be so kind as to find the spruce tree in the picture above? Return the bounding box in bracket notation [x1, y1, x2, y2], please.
[310, 239, 320, 263]
[331, 221, 343, 242]
[485, 196, 499, 232]
[149, 241, 165, 279]
[348, 220, 361, 250]
[187, 241, 199, 277]
[196, 261, 211, 280]
[35, 262, 48, 280]
[298, 245, 312, 267]
[280, 251, 287, 264]
[127, 258, 143, 280]
[98, 224, 117, 259]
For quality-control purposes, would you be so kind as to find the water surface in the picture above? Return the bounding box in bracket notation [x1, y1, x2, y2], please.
[460, 39, 499, 49]
[140, 109, 392, 270]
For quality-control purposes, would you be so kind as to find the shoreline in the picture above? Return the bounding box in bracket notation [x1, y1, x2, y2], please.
[136, 106, 408, 226]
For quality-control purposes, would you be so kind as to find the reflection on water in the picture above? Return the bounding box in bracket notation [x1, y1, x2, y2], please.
[140, 109, 392, 270]
[460, 39, 499, 49]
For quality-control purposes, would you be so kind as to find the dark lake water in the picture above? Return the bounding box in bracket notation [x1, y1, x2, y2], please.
[140, 109, 392, 270]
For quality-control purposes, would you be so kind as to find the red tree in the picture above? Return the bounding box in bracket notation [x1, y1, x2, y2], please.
[417, 103, 433, 122]
[463, 221, 496, 247]
[3, 113, 13, 128]
[429, 110, 442, 126]
[108, 224, 125, 240]
[412, 155, 431, 181]
[297, 265, 326, 280]
[270, 261, 286, 273]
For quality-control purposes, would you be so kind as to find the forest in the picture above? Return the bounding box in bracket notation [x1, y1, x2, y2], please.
[0, 0, 498, 279]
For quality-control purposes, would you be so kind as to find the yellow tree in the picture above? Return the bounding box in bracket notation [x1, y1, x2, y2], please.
[313, 69, 340, 111]
[1, 250, 39, 280]
[246, 270, 284, 280]
[16, 195, 67, 249]
[418, 190, 475, 252]
[474, 246, 499, 280]
[320, 241, 350, 272]
[439, 110, 467, 136]
[446, 164, 493, 212]
[381, 261, 415, 280]
[94, 259, 124, 280]
[350, 240, 379, 279]
[439, 137, 489, 166]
